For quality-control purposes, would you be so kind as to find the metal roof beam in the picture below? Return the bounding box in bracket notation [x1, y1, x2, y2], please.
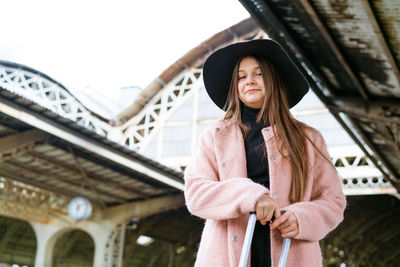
[25, 151, 149, 199]
[298, 0, 370, 99]
[0, 101, 184, 191]
[361, 0, 400, 89]
[67, 144, 107, 208]
[1, 161, 124, 203]
[0, 129, 48, 154]
[103, 194, 184, 225]
[327, 96, 400, 124]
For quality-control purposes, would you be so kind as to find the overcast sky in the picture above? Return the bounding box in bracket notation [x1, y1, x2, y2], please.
[0, 0, 249, 100]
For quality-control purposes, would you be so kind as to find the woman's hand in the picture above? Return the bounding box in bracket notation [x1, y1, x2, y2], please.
[270, 210, 299, 238]
[254, 194, 281, 225]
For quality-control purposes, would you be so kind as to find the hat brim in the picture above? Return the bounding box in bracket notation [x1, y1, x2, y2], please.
[203, 39, 309, 110]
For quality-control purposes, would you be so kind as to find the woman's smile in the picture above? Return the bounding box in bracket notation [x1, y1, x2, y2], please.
[245, 89, 260, 93]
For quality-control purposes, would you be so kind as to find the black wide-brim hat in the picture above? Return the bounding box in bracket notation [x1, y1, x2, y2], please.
[203, 39, 309, 110]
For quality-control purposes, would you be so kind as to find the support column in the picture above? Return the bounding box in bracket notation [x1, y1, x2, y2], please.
[85, 221, 116, 267]
[31, 219, 117, 267]
[28, 195, 183, 267]
[116, 224, 126, 267]
[31, 221, 65, 267]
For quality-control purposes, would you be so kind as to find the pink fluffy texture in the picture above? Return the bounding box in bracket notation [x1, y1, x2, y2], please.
[184, 120, 346, 267]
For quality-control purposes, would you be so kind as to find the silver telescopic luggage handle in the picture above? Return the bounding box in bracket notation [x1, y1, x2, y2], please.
[238, 213, 257, 267]
[278, 238, 291, 267]
[238, 213, 291, 267]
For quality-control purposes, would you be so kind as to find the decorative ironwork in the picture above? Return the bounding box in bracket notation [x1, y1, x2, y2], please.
[120, 68, 202, 153]
[0, 62, 112, 136]
[119, 30, 268, 153]
[330, 146, 398, 198]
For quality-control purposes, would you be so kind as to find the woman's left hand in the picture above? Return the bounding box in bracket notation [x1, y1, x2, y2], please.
[269, 210, 299, 238]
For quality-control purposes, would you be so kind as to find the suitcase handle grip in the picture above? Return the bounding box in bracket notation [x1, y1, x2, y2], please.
[238, 212, 256, 267]
[238, 213, 291, 267]
[278, 237, 291, 267]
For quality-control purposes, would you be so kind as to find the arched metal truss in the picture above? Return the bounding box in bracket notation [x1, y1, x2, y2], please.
[120, 68, 203, 153]
[119, 29, 268, 153]
[0, 61, 112, 136]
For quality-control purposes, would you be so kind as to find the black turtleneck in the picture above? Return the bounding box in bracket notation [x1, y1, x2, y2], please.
[241, 103, 271, 267]
[241, 103, 270, 187]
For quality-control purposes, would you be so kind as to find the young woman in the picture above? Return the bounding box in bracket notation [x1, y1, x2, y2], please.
[184, 39, 346, 267]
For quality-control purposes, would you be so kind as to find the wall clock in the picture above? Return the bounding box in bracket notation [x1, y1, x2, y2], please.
[67, 197, 92, 220]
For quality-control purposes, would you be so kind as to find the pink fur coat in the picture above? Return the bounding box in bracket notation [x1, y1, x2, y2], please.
[184, 120, 346, 267]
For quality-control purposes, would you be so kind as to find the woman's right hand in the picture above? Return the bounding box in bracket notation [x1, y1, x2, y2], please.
[254, 194, 281, 225]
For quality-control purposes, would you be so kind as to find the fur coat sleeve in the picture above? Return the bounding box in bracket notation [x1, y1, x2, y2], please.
[184, 125, 269, 220]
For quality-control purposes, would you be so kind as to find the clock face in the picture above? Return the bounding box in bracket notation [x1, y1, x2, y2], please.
[67, 197, 92, 220]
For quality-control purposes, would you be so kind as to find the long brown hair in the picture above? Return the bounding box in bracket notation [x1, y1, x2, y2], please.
[224, 56, 309, 203]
